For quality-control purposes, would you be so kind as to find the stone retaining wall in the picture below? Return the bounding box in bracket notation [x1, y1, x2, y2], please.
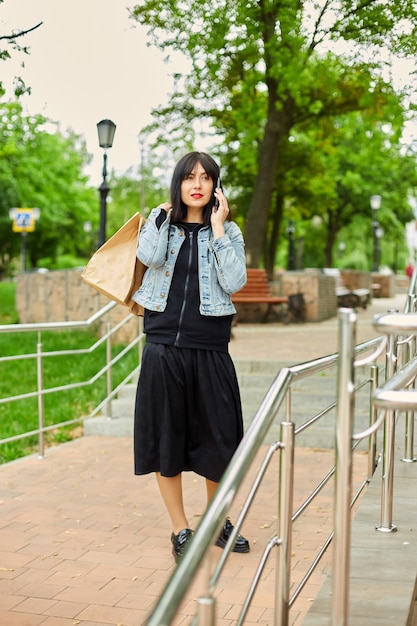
[16, 269, 140, 342]
[273, 270, 337, 322]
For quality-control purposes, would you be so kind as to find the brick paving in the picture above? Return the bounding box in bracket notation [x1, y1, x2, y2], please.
[229, 293, 406, 364]
[0, 294, 407, 626]
[0, 436, 369, 626]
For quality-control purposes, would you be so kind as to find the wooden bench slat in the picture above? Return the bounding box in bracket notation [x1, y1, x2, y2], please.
[235, 291, 271, 295]
[233, 298, 288, 304]
[232, 269, 288, 318]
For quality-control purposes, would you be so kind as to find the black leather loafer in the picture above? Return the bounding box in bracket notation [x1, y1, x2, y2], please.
[215, 518, 250, 553]
[171, 528, 193, 562]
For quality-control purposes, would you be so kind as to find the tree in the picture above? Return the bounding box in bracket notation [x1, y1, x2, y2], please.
[0, 0, 43, 98]
[271, 85, 417, 269]
[130, 0, 417, 267]
[0, 102, 96, 274]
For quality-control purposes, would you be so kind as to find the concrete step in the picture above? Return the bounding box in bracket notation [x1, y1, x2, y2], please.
[83, 416, 134, 437]
[84, 358, 370, 448]
[107, 397, 135, 418]
[234, 359, 287, 374]
[117, 383, 137, 399]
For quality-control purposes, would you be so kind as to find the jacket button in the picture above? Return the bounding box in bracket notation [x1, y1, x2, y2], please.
[170, 249, 175, 254]
[156, 305, 160, 311]
[165, 271, 170, 276]
[160, 292, 165, 297]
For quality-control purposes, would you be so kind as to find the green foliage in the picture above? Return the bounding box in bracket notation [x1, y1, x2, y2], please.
[130, 0, 417, 270]
[0, 3, 43, 98]
[281, 106, 416, 268]
[338, 251, 369, 271]
[36, 255, 87, 270]
[0, 102, 97, 274]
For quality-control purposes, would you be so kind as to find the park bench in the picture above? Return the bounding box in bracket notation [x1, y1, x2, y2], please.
[323, 268, 371, 309]
[232, 268, 289, 322]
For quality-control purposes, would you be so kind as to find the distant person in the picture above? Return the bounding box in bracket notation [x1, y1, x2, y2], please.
[132, 151, 250, 561]
[406, 263, 414, 280]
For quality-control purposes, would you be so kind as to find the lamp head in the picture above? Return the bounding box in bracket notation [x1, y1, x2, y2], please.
[97, 119, 116, 149]
[370, 195, 382, 211]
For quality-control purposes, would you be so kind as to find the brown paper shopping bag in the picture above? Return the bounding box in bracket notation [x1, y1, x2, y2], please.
[81, 212, 146, 316]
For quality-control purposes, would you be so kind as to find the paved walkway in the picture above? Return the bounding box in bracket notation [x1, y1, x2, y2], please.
[0, 294, 412, 626]
[229, 293, 406, 364]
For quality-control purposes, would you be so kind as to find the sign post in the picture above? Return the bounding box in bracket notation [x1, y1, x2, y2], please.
[9, 208, 41, 272]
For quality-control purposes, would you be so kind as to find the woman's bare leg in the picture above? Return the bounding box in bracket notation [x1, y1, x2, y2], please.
[205, 478, 219, 504]
[155, 472, 189, 533]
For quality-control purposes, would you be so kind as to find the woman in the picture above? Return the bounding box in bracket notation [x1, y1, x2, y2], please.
[132, 151, 249, 561]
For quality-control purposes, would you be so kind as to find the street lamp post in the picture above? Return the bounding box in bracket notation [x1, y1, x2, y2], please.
[370, 194, 382, 272]
[97, 119, 116, 247]
[286, 219, 296, 270]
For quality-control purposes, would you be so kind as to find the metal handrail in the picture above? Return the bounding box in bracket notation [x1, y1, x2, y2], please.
[373, 356, 417, 409]
[145, 272, 417, 625]
[367, 281, 417, 534]
[0, 300, 117, 333]
[0, 302, 144, 457]
[144, 331, 384, 626]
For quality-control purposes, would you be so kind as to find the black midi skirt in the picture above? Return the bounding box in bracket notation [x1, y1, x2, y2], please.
[133, 342, 244, 483]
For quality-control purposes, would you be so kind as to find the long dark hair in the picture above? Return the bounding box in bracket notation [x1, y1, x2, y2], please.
[170, 151, 220, 226]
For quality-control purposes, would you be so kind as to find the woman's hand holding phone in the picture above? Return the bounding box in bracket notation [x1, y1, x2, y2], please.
[213, 177, 222, 212]
[211, 179, 229, 238]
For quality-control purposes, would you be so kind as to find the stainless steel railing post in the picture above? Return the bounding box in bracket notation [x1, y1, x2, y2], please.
[106, 320, 112, 417]
[36, 330, 45, 459]
[197, 597, 215, 626]
[376, 407, 397, 532]
[368, 363, 379, 479]
[376, 321, 398, 533]
[332, 308, 356, 626]
[401, 338, 416, 463]
[275, 420, 295, 626]
[197, 555, 215, 626]
[402, 401, 416, 463]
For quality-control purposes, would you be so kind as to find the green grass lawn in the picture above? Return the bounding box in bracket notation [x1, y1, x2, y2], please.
[0, 282, 138, 463]
[0, 282, 19, 324]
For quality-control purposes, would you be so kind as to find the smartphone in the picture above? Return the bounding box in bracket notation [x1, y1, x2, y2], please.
[214, 176, 223, 211]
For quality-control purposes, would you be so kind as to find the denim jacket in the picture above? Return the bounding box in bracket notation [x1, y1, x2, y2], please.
[132, 207, 247, 316]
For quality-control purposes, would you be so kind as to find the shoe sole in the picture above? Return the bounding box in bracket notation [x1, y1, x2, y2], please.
[215, 537, 250, 553]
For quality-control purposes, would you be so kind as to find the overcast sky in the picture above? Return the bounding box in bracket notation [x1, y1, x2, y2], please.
[2, 1, 417, 188]
[1, 0, 178, 184]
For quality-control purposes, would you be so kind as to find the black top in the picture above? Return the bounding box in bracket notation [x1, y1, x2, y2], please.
[144, 222, 233, 352]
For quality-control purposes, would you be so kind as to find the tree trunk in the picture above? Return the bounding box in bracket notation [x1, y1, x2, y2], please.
[324, 211, 338, 267]
[244, 97, 293, 268]
[265, 192, 284, 276]
[244, 116, 282, 268]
